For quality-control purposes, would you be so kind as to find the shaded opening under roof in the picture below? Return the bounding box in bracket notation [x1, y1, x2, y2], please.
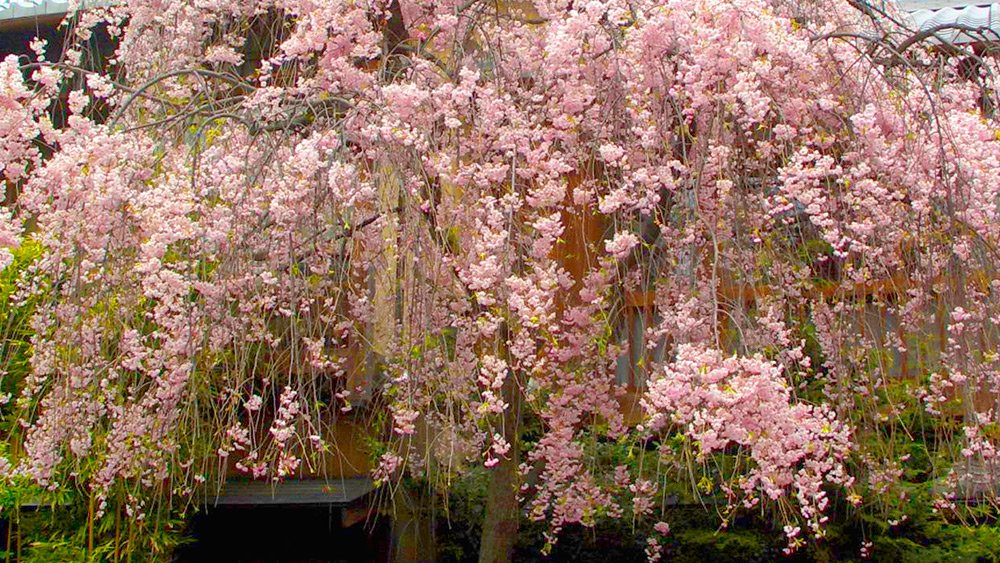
[175, 478, 388, 561]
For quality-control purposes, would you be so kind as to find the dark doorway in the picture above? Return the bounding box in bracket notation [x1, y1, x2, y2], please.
[175, 504, 391, 563]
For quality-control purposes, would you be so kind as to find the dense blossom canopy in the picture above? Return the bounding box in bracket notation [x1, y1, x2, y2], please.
[1, 0, 999, 557]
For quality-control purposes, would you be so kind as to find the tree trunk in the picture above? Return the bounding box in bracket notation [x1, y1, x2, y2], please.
[478, 371, 521, 563]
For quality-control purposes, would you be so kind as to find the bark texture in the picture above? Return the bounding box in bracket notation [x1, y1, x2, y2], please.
[478, 371, 521, 563]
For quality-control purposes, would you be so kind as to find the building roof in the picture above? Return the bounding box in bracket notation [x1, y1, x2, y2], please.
[205, 477, 375, 507]
[0, 0, 70, 22]
[897, 1, 1000, 44]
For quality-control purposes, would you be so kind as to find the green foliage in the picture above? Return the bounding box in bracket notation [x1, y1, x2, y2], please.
[0, 478, 190, 562]
[670, 527, 772, 563]
[434, 470, 489, 563]
[872, 522, 1000, 563]
[0, 239, 45, 428]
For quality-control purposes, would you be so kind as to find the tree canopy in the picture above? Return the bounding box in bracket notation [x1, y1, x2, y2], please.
[2, 0, 1000, 560]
